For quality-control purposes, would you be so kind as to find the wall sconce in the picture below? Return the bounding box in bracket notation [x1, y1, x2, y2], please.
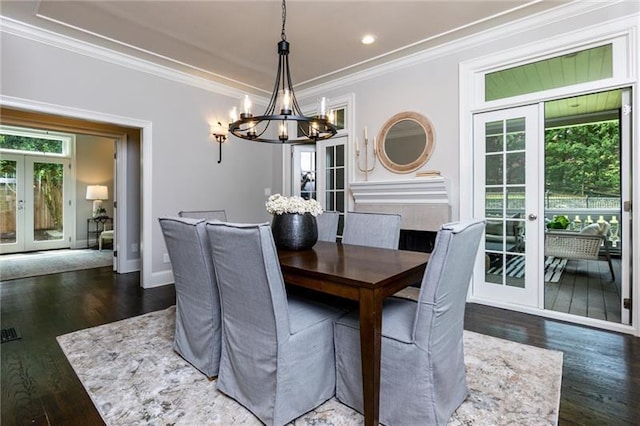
[211, 121, 228, 164]
[86, 185, 108, 217]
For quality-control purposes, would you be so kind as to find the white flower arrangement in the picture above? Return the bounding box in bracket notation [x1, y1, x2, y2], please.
[265, 194, 323, 217]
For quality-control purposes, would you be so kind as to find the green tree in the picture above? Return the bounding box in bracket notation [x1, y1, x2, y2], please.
[545, 121, 620, 197]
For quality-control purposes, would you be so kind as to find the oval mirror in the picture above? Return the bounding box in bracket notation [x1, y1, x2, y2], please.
[376, 111, 435, 173]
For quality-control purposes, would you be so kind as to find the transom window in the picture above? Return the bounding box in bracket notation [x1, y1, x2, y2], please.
[0, 126, 72, 157]
[485, 44, 613, 102]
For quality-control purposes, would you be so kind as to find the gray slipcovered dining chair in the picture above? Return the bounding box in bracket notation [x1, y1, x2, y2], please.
[158, 217, 221, 378]
[178, 209, 227, 221]
[206, 222, 345, 426]
[316, 211, 340, 242]
[342, 211, 401, 249]
[334, 219, 485, 425]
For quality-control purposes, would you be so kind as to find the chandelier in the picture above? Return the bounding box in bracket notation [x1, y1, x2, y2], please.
[228, 0, 337, 144]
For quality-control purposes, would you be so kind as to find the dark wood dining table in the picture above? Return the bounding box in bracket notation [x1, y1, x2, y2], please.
[278, 241, 429, 426]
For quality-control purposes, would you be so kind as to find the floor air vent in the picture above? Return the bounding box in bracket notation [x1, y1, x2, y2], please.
[1, 327, 22, 343]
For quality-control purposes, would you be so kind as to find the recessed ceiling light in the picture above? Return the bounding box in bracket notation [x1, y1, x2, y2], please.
[361, 35, 376, 45]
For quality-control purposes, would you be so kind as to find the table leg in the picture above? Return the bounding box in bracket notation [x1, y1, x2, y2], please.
[359, 288, 382, 426]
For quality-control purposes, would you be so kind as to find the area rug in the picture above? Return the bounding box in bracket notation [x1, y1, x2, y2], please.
[57, 304, 563, 425]
[488, 255, 568, 283]
[0, 249, 113, 281]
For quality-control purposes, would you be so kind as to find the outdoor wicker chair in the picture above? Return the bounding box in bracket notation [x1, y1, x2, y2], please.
[544, 229, 615, 281]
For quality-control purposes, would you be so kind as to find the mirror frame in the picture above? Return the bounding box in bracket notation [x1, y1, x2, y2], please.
[376, 111, 435, 173]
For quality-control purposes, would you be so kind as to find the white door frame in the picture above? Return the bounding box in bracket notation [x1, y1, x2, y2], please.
[459, 19, 638, 335]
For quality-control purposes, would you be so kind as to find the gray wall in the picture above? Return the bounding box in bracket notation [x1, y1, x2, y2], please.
[75, 134, 114, 244]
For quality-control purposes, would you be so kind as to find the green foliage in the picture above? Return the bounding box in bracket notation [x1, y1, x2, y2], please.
[0, 134, 63, 154]
[1, 135, 64, 230]
[547, 215, 570, 229]
[545, 122, 620, 197]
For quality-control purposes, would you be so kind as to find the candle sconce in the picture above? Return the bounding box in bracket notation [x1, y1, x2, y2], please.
[211, 121, 228, 164]
[356, 127, 376, 181]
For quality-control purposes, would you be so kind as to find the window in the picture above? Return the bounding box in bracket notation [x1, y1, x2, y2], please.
[485, 44, 613, 102]
[0, 126, 72, 157]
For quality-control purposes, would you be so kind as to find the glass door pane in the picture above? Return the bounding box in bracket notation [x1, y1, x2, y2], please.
[473, 105, 541, 308]
[32, 162, 64, 242]
[0, 157, 21, 251]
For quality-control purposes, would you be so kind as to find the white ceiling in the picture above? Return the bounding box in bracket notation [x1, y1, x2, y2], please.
[1, 1, 572, 94]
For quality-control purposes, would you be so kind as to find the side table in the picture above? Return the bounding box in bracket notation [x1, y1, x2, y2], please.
[87, 216, 112, 249]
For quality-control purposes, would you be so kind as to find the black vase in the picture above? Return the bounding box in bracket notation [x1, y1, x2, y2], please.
[271, 213, 318, 250]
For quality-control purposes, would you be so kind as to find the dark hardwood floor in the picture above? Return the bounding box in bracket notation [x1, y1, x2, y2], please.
[1, 267, 638, 425]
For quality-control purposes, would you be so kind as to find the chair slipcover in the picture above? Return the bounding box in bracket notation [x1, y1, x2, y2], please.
[206, 222, 344, 426]
[178, 209, 227, 221]
[334, 219, 485, 425]
[158, 217, 221, 378]
[342, 211, 401, 249]
[316, 211, 340, 242]
[99, 222, 114, 251]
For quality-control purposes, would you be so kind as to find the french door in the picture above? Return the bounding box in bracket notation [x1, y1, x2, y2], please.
[473, 90, 632, 326]
[0, 154, 71, 254]
[473, 105, 542, 308]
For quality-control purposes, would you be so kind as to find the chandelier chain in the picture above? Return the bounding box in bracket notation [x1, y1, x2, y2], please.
[281, 0, 287, 41]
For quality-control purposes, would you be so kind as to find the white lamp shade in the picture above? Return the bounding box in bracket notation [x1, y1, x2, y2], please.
[86, 185, 108, 201]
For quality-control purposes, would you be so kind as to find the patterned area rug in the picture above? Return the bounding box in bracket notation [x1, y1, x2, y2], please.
[57, 302, 563, 425]
[488, 255, 568, 283]
[0, 249, 113, 281]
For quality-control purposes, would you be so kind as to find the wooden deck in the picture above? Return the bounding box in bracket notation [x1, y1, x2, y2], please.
[545, 257, 622, 322]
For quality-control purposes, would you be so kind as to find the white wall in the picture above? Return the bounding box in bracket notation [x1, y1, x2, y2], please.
[0, 31, 281, 285]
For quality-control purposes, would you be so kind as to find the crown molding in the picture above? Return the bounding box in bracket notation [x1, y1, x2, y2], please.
[297, 1, 627, 99]
[2, 1, 632, 103]
[0, 16, 267, 102]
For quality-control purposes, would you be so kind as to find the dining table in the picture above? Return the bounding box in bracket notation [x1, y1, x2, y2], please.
[278, 240, 429, 426]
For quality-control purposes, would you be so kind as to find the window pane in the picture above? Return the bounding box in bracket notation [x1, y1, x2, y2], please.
[0, 160, 17, 244]
[0, 134, 63, 154]
[485, 44, 613, 101]
[506, 152, 525, 185]
[33, 162, 64, 241]
[336, 145, 344, 167]
[485, 121, 504, 153]
[336, 168, 344, 190]
[485, 154, 503, 185]
[336, 191, 345, 212]
[326, 146, 334, 168]
[333, 108, 346, 130]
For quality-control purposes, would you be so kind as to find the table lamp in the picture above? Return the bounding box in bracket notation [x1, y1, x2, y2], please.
[86, 185, 108, 217]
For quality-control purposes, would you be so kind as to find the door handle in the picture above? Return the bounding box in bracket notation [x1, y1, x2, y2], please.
[528, 213, 537, 221]
[17, 200, 24, 210]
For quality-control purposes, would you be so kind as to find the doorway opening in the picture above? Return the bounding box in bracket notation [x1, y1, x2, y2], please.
[542, 89, 627, 323]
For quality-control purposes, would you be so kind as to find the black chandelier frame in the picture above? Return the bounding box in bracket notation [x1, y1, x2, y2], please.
[228, 1, 337, 144]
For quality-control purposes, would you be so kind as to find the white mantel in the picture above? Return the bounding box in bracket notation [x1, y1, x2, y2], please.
[349, 177, 451, 232]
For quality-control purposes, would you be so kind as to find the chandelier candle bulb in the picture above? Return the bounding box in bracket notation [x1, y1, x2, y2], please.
[281, 89, 292, 114]
[230, 107, 238, 123]
[317, 97, 328, 117]
[279, 123, 288, 140]
[241, 95, 252, 118]
[247, 121, 256, 138]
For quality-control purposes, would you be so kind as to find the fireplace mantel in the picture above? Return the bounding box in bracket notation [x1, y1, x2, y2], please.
[349, 178, 450, 231]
